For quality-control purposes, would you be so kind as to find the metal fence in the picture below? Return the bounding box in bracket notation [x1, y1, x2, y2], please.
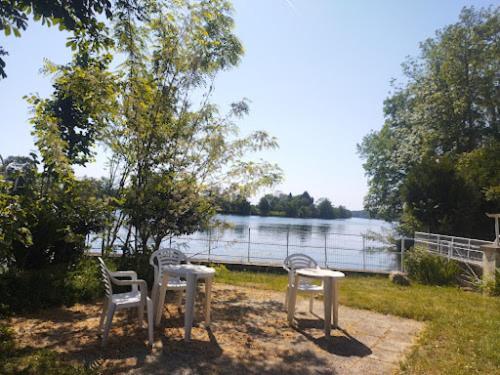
[150, 228, 411, 274]
[413, 231, 488, 266]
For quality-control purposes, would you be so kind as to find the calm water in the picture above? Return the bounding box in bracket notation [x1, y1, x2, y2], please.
[173, 215, 400, 272]
[91, 215, 401, 272]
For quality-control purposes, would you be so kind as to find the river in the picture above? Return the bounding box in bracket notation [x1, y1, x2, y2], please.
[172, 215, 401, 273]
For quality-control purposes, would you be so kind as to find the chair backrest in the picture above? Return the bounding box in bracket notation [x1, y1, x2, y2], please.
[98, 257, 113, 298]
[283, 253, 319, 286]
[149, 248, 188, 282]
[283, 253, 318, 272]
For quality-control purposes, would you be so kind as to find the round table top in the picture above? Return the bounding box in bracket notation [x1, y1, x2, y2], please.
[161, 263, 215, 276]
[296, 268, 345, 279]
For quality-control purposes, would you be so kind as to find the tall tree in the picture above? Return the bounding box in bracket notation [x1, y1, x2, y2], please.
[359, 6, 499, 238]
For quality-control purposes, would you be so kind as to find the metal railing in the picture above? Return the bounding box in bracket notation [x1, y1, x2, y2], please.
[88, 228, 410, 274]
[414, 231, 489, 266]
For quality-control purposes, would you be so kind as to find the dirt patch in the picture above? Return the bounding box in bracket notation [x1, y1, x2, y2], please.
[7, 284, 423, 374]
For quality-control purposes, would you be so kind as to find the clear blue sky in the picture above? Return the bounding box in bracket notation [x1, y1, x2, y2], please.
[0, 0, 495, 209]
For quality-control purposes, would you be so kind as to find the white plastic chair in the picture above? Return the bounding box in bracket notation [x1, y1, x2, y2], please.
[283, 253, 323, 313]
[149, 248, 189, 325]
[98, 257, 153, 347]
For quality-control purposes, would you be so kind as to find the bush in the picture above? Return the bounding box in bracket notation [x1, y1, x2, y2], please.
[479, 268, 500, 296]
[65, 257, 104, 302]
[0, 258, 104, 314]
[0, 324, 15, 357]
[405, 248, 461, 285]
[115, 254, 155, 288]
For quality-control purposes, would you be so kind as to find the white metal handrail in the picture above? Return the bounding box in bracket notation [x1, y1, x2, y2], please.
[414, 231, 488, 266]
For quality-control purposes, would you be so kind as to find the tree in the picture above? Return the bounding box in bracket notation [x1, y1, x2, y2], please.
[457, 143, 500, 205]
[0, 154, 108, 269]
[109, 0, 281, 251]
[317, 198, 335, 219]
[359, 6, 499, 237]
[27, 0, 282, 254]
[258, 196, 271, 215]
[0, 0, 146, 78]
[400, 158, 482, 237]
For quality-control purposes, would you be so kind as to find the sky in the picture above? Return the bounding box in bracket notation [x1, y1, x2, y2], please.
[0, 0, 495, 210]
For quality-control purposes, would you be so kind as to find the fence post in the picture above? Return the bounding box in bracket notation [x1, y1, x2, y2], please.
[400, 237, 405, 272]
[362, 235, 366, 271]
[324, 233, 328, 268]
[208, 228, 211, 262]
[247, 227, 251, 263]
[449, 237, 454, 259]
[286, 229, 289, 258]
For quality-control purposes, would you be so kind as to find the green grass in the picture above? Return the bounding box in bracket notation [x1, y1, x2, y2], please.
[214, 265, 500, 375]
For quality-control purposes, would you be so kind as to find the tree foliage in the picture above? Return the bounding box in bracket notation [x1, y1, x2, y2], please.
[0, 0, 147, 78]
[0, 0, 282, 268]
[358, 6, 500, 238]
[21, 0, 281, 257]
[218, 191, 352, 219]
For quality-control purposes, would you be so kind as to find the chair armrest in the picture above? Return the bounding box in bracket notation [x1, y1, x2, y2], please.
[111, 278, 147, 290]
[110, 271, 138, 279]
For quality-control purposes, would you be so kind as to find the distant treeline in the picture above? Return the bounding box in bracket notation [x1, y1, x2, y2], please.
[215, 191, 353, 219]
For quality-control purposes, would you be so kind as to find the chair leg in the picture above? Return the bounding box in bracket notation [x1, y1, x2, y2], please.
[155, 281, 168, 327]
[205, 277, 213, 325]
[287, 274, 300, 325]
[284, 286, 289, 310]
[309, 296, 314, 313]
[138, 303, 144, 328]
[177, 290, 183, 306]
[151, 283, 159, 313]
[184, 274, 197, 341]
[99, 300, 108, 332]
[102, 303, 116, 347]
[146, 298, 154, 347]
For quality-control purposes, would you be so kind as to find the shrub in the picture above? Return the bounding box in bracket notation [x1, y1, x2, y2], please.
[115, 254, 154, 287]
[0, 324, 15, 357]
[65, 257, 104, 303]
[404, 248, 461, 285]
[0, 258, 104, 314]
[478, 268, 500, 296]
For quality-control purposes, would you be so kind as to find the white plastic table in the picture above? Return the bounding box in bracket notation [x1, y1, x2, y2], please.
[156, 264, 215, 341]
[287, 268, 345, 336]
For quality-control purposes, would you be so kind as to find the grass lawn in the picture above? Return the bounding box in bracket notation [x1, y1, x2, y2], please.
[214, 266, 500, 375]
